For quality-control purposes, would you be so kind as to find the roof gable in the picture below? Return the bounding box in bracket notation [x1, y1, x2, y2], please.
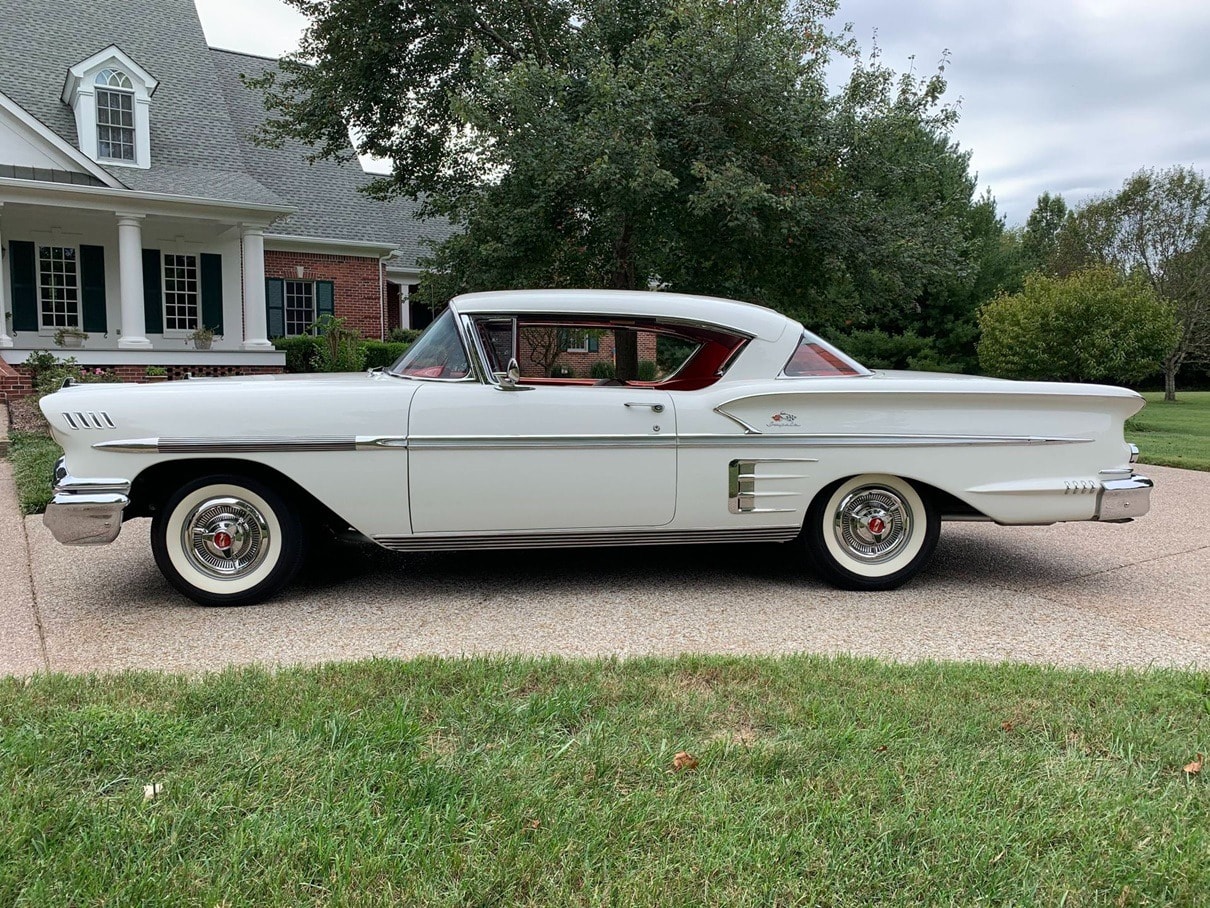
[61, 44, 159, 106]
[0, 90, 122, 186]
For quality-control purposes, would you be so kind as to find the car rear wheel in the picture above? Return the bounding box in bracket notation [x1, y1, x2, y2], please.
[803, 474, 939, 591]
[151, 474, 305, 606]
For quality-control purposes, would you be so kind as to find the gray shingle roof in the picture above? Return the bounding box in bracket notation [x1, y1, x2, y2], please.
[211, 49, 453, 266]
[0, 0, 284, 206]
[0, 0, 452, 267]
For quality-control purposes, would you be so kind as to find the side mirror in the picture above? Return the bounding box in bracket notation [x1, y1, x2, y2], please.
[496, 358, 532, 392]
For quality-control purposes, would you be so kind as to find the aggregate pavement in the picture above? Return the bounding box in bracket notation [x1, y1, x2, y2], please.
[2, 459, 1208, 676]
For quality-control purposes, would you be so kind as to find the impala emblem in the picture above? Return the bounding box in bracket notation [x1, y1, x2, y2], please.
[767, 411, 798, 427]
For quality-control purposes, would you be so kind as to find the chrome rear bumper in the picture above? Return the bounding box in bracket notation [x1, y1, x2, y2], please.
[1095, 474, 1152, 522]
[42, 457, 131, 545]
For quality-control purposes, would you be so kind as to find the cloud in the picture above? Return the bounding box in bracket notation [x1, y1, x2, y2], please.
[830, 0, 1210, 222]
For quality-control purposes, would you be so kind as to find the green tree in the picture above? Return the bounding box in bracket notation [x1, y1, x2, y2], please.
[1021, 191, 1067, 273]
[977, 268, 1179, 384]
[250, 0, 979, 354]
[1053, 167, 1210, 399]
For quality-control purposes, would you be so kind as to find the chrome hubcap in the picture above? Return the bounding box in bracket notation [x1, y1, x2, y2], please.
[182, 496, 271, 579]
[833, 486, 913, 563]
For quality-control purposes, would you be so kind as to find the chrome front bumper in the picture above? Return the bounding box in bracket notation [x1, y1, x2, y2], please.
[42, 457, 131, 545]
[1095, 474, 1153, 522]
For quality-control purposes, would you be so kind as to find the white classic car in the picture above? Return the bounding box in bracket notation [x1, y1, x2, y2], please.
[42, 290, 1152, 606]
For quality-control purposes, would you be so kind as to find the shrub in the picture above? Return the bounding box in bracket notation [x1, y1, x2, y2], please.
[363, 341, 412, 370]
[387, 327, 422, 344]
[315, 315, 367, 372]
[26, 354, 119, 398]
[273, 335, 324, 373]
[589, 360, 616, 380]
[637, 360, 658, 382]
[978, 267, 1180, 384]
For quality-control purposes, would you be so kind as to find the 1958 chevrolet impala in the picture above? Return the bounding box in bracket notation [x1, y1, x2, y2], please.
[41, 290, 1152, 605]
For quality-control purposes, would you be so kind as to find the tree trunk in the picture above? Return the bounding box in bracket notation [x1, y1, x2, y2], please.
[1164, 362, 1177, 401]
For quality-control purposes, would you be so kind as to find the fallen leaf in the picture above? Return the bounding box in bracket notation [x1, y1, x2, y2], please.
[143, 782, 165, 802]
[671, 751, 699, 772]
[1001, 721, 1015, 732]
[1183, 753, 1203, 775]
[524, 819, 540, 830]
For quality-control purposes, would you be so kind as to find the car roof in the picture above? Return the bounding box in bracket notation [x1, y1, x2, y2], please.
[449, 289, 797, 342]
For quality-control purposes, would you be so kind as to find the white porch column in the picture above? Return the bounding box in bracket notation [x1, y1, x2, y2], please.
[240, 225, 272, 350]
[0, 204, 12, 348]
[116, 213, 151, 349]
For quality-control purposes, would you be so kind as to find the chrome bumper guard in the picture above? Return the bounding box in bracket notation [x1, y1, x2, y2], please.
[1095, 473, 1153, 522]
[42, 457, 131, 545]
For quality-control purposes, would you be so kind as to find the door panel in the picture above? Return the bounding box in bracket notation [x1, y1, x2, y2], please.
[408, 384, 676, 532]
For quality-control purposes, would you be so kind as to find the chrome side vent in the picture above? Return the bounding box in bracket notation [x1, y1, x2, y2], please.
[728, 458, 817, 514]
[62, 411, 116, 430]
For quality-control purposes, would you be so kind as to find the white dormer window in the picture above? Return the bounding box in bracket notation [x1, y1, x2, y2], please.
[62, 46, 158, 169]
[94, 70, 135, 162]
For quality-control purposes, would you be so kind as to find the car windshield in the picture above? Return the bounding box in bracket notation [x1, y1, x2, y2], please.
[783, 332, 869, 377]
[389, 308, 472, 380]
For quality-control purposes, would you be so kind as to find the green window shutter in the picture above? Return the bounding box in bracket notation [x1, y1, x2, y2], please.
[587, 333, 599, 353]
[265, 277, 284, 338]
[316, 280, 335, 318]
[8, 240, 37, 332]
[199, 253, 223, 335]
[79, 245, 107, 334]
[142, 249, 162, 334]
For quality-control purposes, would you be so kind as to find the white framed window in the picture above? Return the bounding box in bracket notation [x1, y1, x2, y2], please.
[95, 70, 135, 162]
[162, 253, 199, 332]
[284, 280, 316, 335]
[63, 46, 158, 170]
[38, 245, 80, 329]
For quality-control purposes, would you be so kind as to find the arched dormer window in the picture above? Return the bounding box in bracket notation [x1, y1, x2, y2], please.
[94, 69, 135, 161]
[62, 46, 158, 169]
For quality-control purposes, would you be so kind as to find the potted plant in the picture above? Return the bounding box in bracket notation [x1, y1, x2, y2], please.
[190, 325, 216, 350]
[145, 366, 168, 383]
[53, 326, 89, 348]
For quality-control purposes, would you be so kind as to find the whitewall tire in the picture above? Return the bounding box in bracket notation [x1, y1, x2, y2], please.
[804, 474, 939, 591]
[151, 474, 306, 606]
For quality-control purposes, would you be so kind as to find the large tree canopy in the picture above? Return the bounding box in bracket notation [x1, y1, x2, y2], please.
[1053, 166, 1210, 398]
[252, 0, 980, 332]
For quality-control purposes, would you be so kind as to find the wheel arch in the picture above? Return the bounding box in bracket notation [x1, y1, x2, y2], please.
[127, 458, 353, 531]
[804, 473, 987, 525]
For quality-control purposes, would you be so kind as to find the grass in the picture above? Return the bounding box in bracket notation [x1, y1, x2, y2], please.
[7, 430, 61, 515]
[1127, 391, 1210, 472]
[1, 656, 1206, 906]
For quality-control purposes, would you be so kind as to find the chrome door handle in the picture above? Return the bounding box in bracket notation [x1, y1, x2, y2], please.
[624, 402, 665, 413]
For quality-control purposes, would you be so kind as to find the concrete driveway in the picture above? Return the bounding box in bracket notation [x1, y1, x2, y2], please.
[2, 463, 1207, 676]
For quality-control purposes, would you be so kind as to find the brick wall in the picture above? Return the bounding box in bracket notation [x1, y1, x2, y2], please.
[518, 329, 659, 378]
[264, 250, 384, 339]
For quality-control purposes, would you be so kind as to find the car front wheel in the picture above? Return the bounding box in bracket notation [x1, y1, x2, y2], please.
[151, 474, 305, 606]
[804, 474, 939, 591]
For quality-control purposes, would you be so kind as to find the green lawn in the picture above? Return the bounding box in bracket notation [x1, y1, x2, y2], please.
[1127, 391, 1210, 472]
[1, 657, 1205, 906]
[7, 431, 61, 515]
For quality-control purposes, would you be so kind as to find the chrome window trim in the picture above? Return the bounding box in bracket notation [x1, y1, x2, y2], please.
[388, 307, 478, 383]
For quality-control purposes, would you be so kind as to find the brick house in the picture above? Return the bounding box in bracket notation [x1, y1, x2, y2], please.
[0, 0, 451, 395]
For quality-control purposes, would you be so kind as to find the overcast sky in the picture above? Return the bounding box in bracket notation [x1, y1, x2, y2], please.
[196, 0, 1210, 225]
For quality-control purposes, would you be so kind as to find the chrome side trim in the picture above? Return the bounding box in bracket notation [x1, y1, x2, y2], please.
[94, 436, 409, 453]
[408, 435, 675, 450]
[712, 407, 763, 435]
[728, 458, 817, 514]
[683, 433, 1093, 448]
[373, 526, 800, 552]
